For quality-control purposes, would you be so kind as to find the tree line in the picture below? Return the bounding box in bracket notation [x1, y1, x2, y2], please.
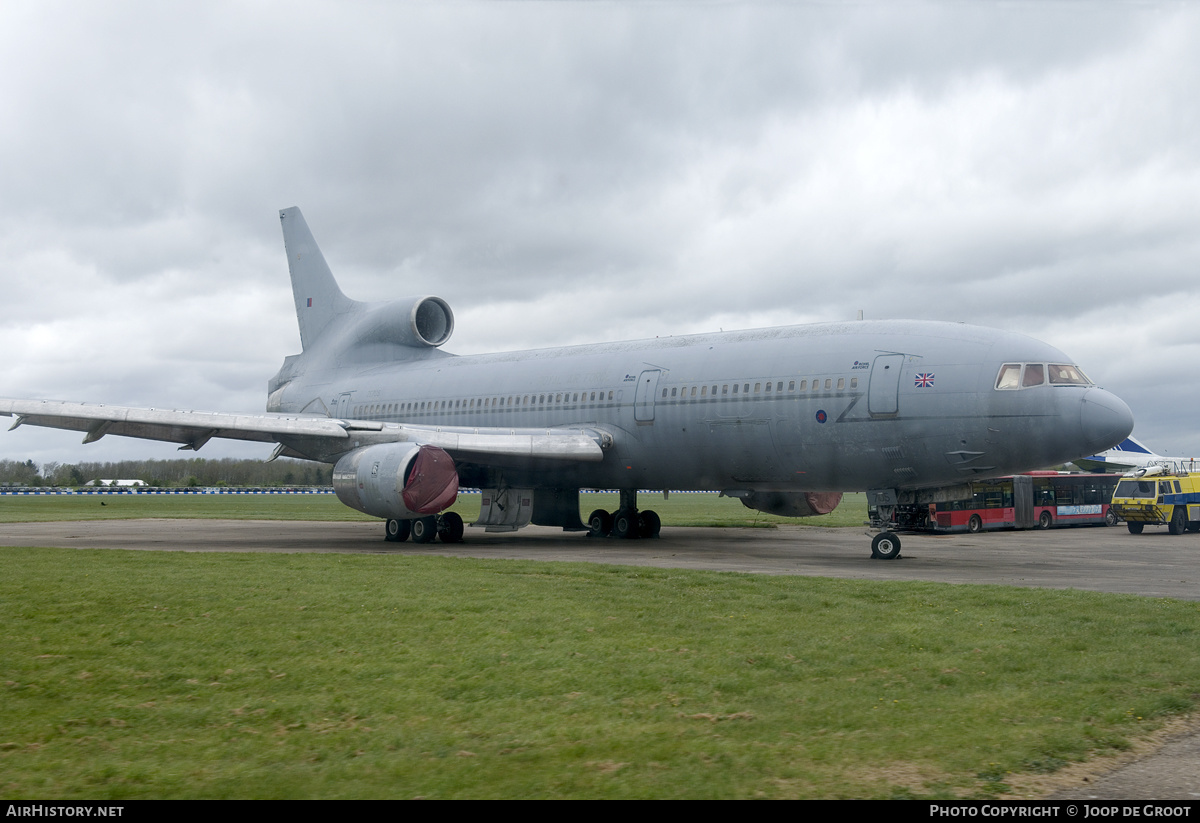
[0, 457, 333, 488]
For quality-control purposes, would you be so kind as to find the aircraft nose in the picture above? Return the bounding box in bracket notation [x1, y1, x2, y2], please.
[1078, 388, 1135, 454]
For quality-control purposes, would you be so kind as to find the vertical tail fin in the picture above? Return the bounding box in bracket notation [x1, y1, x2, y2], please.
[279, 207, 355, 350]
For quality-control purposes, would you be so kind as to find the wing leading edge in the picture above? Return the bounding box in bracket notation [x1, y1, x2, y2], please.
[0, 399, 608, 463]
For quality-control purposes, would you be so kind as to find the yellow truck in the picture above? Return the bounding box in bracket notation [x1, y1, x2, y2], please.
[1109, 468, 1200, 534]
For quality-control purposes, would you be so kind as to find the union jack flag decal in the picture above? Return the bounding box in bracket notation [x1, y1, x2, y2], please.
[914, 373, 935, 388]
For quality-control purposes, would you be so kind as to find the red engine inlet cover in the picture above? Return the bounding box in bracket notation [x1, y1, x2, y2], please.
[401, 445, 459, 514]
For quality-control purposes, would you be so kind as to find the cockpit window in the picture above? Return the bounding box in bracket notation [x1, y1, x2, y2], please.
[996, 364, 1021, 390]
[1048, 364, 1090, 385]
[995, 362, 1093, 390]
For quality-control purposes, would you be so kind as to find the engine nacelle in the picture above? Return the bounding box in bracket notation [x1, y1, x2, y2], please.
[349, 295, 454, 349]
[333, 443, 459, 519]
[740, 491, 843, 518]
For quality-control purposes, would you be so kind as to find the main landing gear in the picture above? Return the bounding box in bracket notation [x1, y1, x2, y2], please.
[587, 489, 661, 539]
[383, 512, 465, 544]
[867, 489, 902, 560]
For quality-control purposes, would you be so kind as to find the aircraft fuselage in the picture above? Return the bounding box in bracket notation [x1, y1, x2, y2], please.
[269, 318, 1132, 496]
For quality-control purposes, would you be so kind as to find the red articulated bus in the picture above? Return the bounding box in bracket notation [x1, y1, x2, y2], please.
[877, 473, 1123, 534]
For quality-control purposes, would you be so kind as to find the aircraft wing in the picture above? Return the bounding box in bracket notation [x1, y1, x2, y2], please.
[1072, 455, 1136, 473]
[0, 399, 608, 461]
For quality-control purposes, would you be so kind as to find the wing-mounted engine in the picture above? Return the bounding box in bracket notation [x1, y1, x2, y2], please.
[333, 443, 459, 519]
[740, 491, 843, 518]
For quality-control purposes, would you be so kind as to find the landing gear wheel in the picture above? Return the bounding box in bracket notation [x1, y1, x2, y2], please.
[612, 508, 639, 540]
[587, 509, 613, 538]
[411, 515, 439, 544]
[639, 510, 661, 539]
[438, 512, 464, 543]
[1038, 510, 1053, 530]
[968, 515, 983, 534]
[1127, 522, 1144, 535]
[385, 519, 410, 543]
[871, 531, 901, 560]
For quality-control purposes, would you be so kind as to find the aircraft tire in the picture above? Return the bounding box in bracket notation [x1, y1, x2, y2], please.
[639, 510, 661, 538]
[1127, 522, 1145, 534]
[385, 519, 410, 543]
[612, 509, 639, 540]
[587, 509, 613, 538]
[438, 512, 465, 543]
[1169, 507, 1187, 536]
[411, 515, 439, 544]
[871, 532, 901, 560]
[968, 515, 982, 534]
[1038, 511, 1053, 530]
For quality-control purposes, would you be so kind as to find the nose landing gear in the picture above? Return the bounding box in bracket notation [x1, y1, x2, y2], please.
[867, 489, 903, 560]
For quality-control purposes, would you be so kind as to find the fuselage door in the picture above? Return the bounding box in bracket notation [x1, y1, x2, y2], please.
[634, 369, 661, 423]
[868, 355, 904, 417]
[336, 392, 353, 418]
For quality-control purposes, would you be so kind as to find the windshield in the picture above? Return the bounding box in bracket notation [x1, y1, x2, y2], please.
[1114, 480, 1157, 499]
[996, 362, 1093, 390]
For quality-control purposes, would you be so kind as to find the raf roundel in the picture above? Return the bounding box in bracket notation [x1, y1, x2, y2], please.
[815, 409, 828, 424]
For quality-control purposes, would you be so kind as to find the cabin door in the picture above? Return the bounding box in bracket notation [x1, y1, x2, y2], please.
[868, 355, 904, 417]
[634, 369, 661, 423]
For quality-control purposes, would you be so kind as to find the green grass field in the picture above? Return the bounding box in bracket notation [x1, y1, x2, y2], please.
[2, 494, 1197, 799]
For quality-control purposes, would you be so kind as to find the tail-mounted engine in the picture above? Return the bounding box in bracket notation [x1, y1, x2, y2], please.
[333, 443, 459, 519]
[349, 295, 454, 349]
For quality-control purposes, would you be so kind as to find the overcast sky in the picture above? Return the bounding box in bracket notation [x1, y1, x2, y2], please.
[2, 0, 1198, 468]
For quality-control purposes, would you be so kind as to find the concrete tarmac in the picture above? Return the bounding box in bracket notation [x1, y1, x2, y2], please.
[3, 518, 1199, 798]
[2, 518, 1197, 600]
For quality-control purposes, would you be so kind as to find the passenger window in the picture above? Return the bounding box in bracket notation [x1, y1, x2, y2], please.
[850, 378, 858, 388]
[754, 383, 761, 393]
[662, 388, 668, 399]
[837, 378, 845, 390]
[700, 385, 707, 396]
[722, 385, 729, 395]
[743, 383, 750, 393]
[765, 382, 772, 392]
[671, 388, 677, 397]
[732, 384, 739, 394]
[799, 380, 807, 391]
[995, 364, 1021, 390]
[824, 379, 832, 390]
[690, 387, 697, 397]
[788, 381, 795, 391]
[1022, 364, 1045, 388]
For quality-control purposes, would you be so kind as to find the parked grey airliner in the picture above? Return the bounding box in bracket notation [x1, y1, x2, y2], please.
[0, 208, 1134, 558]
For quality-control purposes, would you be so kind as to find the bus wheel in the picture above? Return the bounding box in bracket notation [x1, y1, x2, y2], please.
[871, 532, 901, 560]
[968, 515, 983, 534]
[1127, 522, 1145, 535]
[1105, 509, 1117, 527]
[1169, 507, 1187, 536]
[1038, 511, 1053, 530]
